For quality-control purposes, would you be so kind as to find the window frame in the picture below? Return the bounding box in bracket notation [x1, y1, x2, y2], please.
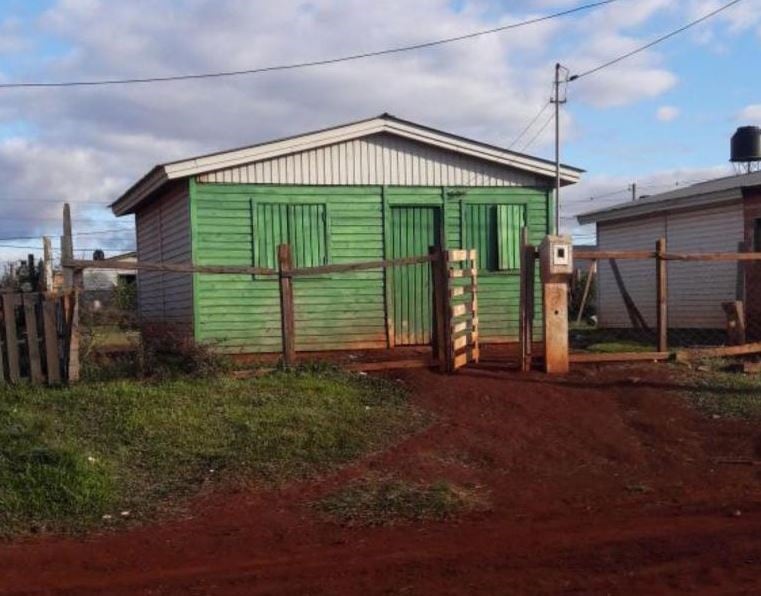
[754, 218, 761, 253]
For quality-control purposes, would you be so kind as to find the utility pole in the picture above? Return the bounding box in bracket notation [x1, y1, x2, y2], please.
[630, 182, 637, 201]
[551, 63, 567, 234]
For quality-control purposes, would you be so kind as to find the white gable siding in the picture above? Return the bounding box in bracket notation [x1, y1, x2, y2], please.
[135, 183, 193, 329]
[596, 202, 745, 330]
[597, 216, 666, 328]
[196, 133, 542, 187]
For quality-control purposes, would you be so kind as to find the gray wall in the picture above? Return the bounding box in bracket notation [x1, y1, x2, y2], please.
[135, 182, 193, 330]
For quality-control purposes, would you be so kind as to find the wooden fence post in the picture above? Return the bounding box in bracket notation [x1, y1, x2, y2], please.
[62, 203, 82, 382]
[430, 246, 447, 368]
[575, 260, 597, 325]
[519, 228, 535, 373]
[656, 237, 668, 352]
[42, 236, 53, 292]
[278, 244, 296, 367]
[2, 294, 20, 383]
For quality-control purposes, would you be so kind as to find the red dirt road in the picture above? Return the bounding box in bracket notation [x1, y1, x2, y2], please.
[1, 364, 760, 595]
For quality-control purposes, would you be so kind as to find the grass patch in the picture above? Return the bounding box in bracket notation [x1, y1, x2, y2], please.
[685, 363, 761, 419]
[315, 476, 485, 526]
[585, 341, 654, 354]
[0, 368, 423, 536]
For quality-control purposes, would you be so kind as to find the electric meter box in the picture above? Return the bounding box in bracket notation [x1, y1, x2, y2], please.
[540, 235, 573, 280]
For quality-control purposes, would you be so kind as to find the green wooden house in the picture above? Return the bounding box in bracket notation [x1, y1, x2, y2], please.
[111, 114, 582, 353]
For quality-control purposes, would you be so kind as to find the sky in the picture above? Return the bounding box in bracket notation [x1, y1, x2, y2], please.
[0, 0, 759, 262]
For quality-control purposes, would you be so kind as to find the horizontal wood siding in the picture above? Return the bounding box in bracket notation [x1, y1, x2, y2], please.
[192, 184, 548, 353]
[193, 185, 387, 353]
[445, 188, 547, 341]
[135, 183, 192, 329]
[197, 133, 541, 188]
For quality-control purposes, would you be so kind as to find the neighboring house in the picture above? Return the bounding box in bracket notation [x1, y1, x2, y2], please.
[83, 251, 137, 308]
[578, 171, 761, 337]
[110, 114, 582, 353]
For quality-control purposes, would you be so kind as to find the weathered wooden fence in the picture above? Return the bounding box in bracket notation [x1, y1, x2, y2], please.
[569, 244, 761, 364]
[0, 290, 77, 385]
[66, 246, 480, 374]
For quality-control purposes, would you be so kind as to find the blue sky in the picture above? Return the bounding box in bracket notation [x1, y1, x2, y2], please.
[0, 0, 759, 259]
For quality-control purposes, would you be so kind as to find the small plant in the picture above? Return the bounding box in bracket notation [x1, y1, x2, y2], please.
[315, 476, 486, 526]
[138, 324, 232, 378]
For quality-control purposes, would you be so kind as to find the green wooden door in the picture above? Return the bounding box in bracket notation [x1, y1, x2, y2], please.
[390, 206, 440, 346]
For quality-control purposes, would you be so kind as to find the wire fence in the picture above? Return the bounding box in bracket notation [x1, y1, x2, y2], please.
[571, 246, 761, 357]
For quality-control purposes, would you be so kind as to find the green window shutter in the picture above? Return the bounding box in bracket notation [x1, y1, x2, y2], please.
[497, 204, 525, 271]
[289, 204, 327, 268]
[253, 203, 288, 269]
[253, 202, 328, 269]
[464, 204, 498, 271]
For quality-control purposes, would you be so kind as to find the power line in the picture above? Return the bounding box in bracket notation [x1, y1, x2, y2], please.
[0, 1, 618, 90]
[570, 0, 744, 81]
[507, 99, 551, 149]
[521, 111, 555, 152]
[0, 228, 135, 242]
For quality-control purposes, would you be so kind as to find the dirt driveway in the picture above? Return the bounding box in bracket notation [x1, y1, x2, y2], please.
[1, 364, 760, 595]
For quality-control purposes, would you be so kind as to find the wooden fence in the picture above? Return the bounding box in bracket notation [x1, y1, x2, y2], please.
[0, 290, 77, 385]
[571, 243, 761, 363]
[65, 246, 479, 374]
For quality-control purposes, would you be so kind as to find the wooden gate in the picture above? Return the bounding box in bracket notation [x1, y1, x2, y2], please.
[0, 291, 76, 385]
[433, 249, 479, 372]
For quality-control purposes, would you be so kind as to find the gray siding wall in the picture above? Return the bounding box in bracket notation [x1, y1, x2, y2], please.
[197, 133, 542, 187]
[597, 202, 744, 329]
[135, 183, 193, 329]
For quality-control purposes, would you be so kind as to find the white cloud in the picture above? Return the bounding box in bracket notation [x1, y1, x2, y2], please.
[656, 105, 680, 122]
[0, 0, 753, 258]
[738, 104, 761, 123]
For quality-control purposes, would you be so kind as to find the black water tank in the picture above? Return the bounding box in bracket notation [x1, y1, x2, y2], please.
[730, 126, 761, 162]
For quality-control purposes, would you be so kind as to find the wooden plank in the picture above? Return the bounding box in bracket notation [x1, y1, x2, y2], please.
[663, 252, 761, 262]
[470, 255, 479, 364]
[656, 238, 668, 352]
[453, 334, 469, 351]
[65, 291, 81, 382]
[575, 260, 596, 325]
[431, 247, 446, 367]
[676, 341, 761, 360]
[448, 268, 477, 278]
[447, 249, 468, 262]
[65, 258, 276, 277]
[22, 294, 43, 384]
[575, 250, 656, 260]
[452, 318, 478, 333]
[42, 297, 61, 385]
[570, 351, 670, 363]
[451, 303, 470, 318]
[278, 244, 296, 366]
[453, 353, 469, 370]
[2, 294, 20, 383]
[609, 258, 650, 332]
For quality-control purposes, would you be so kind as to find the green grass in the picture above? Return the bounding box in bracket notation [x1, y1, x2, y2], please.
[315, 476, 486, 526]
[0, 369, 423, 536]
[585, 341, 654, 353]
[686, 363, 761, 420]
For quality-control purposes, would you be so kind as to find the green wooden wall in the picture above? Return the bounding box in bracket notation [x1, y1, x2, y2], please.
[190, 181, 549, 353]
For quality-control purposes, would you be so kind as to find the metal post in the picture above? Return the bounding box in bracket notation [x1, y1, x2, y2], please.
[631, 182, 637, 202]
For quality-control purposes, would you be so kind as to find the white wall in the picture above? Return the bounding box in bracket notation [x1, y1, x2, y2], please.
[596, 201, 744, 329]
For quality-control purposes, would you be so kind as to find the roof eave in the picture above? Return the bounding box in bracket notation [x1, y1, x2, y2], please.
[110, 167, 169, 216]
[577, 188, 743, 225]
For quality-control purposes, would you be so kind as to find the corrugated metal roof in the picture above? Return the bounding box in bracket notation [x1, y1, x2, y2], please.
[577, 170, 761, 225]
[112, 113, 584, 216]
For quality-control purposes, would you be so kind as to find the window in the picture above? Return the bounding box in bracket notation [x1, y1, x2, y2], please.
[755, 218, 761, 252]
[463, 204, 525, 271]
[253, 203, 328, 268]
